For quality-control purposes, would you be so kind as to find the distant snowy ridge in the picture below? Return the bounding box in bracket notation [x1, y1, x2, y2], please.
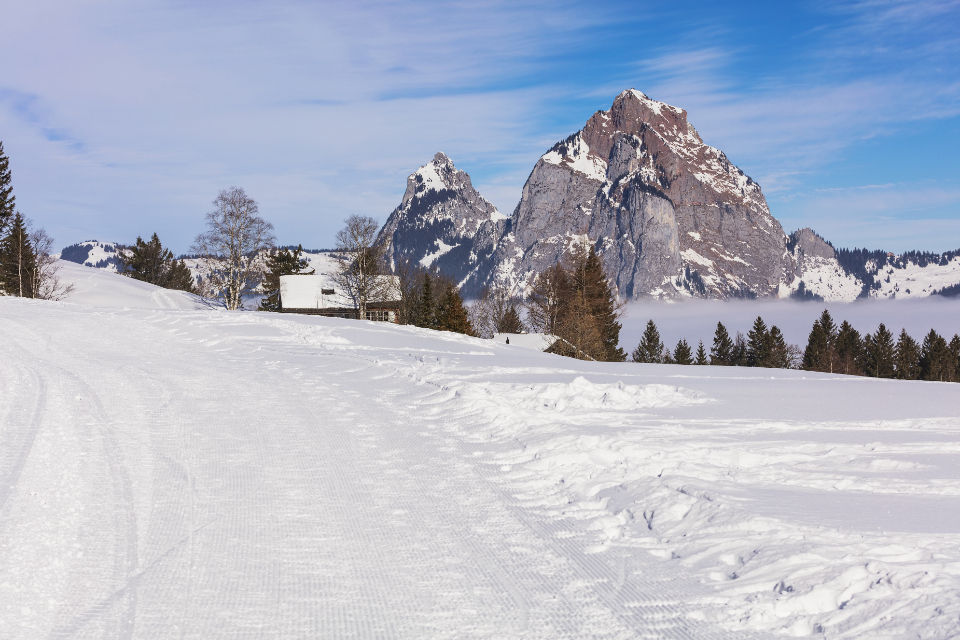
[785, 228, 960, 301]
[58, 240, 124, 272]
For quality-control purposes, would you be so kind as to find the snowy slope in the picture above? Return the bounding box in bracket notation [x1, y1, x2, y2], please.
[786, 256, 863, 302]
[872, 256, 960, 299]
[2, 297, 960, 637]
[56, 260, 215, 309]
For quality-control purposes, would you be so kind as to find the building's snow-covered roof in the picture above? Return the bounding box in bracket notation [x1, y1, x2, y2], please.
[280, 273, 400, 309]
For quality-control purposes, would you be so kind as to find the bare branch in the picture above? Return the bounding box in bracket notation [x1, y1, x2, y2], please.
[332, 215, 394, 319]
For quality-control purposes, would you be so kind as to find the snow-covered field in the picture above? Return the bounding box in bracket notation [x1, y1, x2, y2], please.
[2, 265, 960, 638]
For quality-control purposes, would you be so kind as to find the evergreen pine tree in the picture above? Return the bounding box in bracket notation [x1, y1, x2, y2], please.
[259, 245, 313, 311]
[710, 321, 734, 365]
[894, 329, 922, 380]
[436, 281, 474, 336]
[632, 320, 664, 363]
[835, 320, 863, 375]
[920, 329, 952, 382]
[769, 326, 789, 368]
[803, 319, 829, 371]
[673, 339, 693, 365]
[950, 335, 960, 383]
[166, 259, 196, 293]
[863, 323, 895, 378]
[574, 246, 625, 362]
[695, 340, 708, 365]
[0, 212, 37, 297]
[818, 309, 837, 340]
[496, 305, 524, 334]
[0, 142, 14, 237]
[747, 316, 772, 367]
[122, 233, 173, 285]
[415, 273, 437, 329]
[731, 332, 748, 367]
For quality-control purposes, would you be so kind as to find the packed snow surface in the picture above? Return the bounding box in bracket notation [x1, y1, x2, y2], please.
[492, 332, 557, 351]
[54, 260, 213, 310]
[3, 276, 960, 638]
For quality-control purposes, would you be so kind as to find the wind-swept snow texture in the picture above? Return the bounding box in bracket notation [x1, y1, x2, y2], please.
[3, 289, 960, 637]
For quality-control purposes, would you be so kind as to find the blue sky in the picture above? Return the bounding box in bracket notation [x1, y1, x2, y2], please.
[2, 0, 959, 253]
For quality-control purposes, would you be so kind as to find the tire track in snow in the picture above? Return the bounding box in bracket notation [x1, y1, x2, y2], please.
[0, 360, 46, 513]
[40, 363, 140, 640]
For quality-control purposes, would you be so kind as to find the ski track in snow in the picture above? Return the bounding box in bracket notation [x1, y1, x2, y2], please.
[2, 295, 960, 638]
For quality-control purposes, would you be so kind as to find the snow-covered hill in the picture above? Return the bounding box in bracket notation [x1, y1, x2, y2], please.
[58, 240, 124, 272]
[3, 290, 960, 637]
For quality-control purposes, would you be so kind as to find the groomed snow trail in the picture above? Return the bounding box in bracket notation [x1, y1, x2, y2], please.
[0, 300, 749, 639]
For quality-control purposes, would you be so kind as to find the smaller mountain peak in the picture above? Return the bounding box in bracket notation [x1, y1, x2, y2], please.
[433, 151, 452, 165]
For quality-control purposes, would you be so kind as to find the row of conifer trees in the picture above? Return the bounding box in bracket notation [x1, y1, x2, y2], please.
[633, 310, 960, 382]
[801, 310, 959, 382]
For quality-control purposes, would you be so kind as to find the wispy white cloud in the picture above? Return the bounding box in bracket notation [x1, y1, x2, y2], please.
[1, 0, 958, 253]
[1, 0, 611, 249]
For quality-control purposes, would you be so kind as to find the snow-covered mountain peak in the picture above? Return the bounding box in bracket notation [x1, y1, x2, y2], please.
[410, 151, 461, 197]
[378, 153, 504, 278]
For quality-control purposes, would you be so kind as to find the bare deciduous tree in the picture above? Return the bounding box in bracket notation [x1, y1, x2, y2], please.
[333, 215, 394, 319]
[32, 228, 74, 300]
[393, 256, 425, 325]
[191, 187, 275, 310]
[469, 282, 524, 339]
[525, 263, 570, 335]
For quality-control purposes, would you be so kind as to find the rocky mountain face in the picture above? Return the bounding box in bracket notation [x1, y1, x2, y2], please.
[467, 89, 792, 299]
[377, 152, 506, 285]
[377, 90, 960, 301]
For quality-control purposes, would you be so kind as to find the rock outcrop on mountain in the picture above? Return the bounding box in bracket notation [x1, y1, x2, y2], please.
[377, 152, 506, 285]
